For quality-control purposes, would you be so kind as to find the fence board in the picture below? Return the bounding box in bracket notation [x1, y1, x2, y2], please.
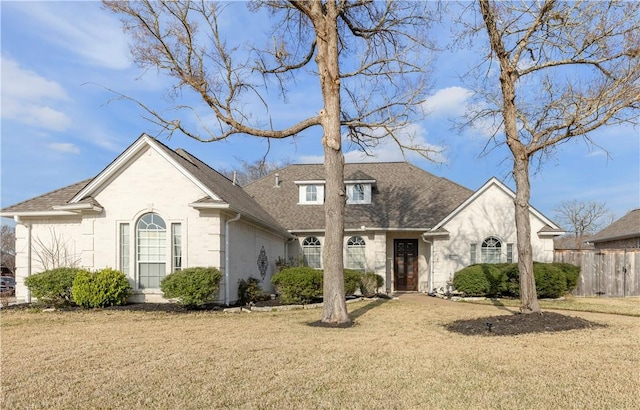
[554, 249, 640, 297]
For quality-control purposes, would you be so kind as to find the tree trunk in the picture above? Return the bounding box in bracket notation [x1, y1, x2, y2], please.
[512, 156, 541, 314]
[313, 1, 350, 324]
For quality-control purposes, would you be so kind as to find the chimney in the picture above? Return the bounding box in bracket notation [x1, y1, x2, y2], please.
[274, 173, 280, 187]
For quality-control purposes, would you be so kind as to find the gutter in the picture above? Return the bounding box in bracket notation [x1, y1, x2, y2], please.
[421, 233, 434, 294]
[13, 216, 32, 303]
[224, 213, 241, 306]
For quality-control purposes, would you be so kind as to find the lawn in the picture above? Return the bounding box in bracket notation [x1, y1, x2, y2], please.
[1, 295, 638, 409]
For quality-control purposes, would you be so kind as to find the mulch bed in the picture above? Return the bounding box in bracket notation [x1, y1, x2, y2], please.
[445, 311, 605, 336]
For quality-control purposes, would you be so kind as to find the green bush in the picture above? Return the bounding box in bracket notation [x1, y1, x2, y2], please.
[25, 267, 88, 306]
[160, 267, 222, 309]
[344, 269, 363, 296]
[72, 268, 131, 308]
[533, 263, 566, 299]
[452, 264, 506, 297]
[237, 276, 263, 305]
[360, 272, 384, 297]
[455, 262, 578, 299]
[271, 267, 323, 304]
[553, 262, 580, 292]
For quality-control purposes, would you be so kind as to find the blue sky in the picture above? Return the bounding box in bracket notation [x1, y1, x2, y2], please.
[1, 1, 638, 226]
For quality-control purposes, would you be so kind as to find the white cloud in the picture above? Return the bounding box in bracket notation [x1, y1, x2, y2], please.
[1, 57, 72, 131]
[9, 2, 131, 70]
[422, 86, 473, 118]
[300, 124, 447, 164]
[48, 143, 80, 154]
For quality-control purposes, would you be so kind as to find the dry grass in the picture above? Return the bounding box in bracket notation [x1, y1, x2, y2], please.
[464, 295, 640, 316]
[1, 295, 638, 409]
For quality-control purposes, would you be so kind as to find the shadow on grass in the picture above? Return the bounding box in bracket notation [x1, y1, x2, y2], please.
[306, 296, 390, 329]
[488, 298, 519, 314]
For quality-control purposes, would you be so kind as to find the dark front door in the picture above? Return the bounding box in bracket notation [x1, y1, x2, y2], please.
[394, 239, 418, 291]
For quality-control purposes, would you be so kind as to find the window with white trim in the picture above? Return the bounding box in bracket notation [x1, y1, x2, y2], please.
[346, 236, 366, 271]
[506, 243, 514, 263]
[298, 185, 324, 204]
[346, 183, 371, 204]
[302, 236, 322, 268]
[172, 223, 182, 272]
[119, 223, 130, 275]
[470, 243, 477, 264]
[137, 213, 167, 289]
[481, 236, 502, 264]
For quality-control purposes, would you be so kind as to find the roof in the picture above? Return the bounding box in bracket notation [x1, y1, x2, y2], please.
[243, 162, 474, 231]
[589, 209, 640, 243]
[1, 179, 94, 214]
[1, 135, 289, 236]
[554, 235, 595, 250]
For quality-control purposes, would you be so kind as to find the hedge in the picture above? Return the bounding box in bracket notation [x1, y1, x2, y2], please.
[72, 268, 131, 308]
[160, 267, 222, 309]
[25, 267, 89, 306]
[453, 262, 580, 298]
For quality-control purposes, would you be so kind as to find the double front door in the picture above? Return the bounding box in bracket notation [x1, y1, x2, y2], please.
[394, 239, 418, 291]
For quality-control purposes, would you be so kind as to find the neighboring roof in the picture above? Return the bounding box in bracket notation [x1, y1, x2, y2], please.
[554, 235, 595, 250]
[1, 134, 289, 236]
[589, 209, 640, 243]
[430, 177, 564, 236]
[244, 162, 474, 231]
[1, 179, 93, 215]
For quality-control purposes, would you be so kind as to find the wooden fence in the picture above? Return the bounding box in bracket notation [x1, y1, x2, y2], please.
[554, 249, 640, 297]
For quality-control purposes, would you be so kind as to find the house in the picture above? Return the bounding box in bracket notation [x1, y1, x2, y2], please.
[1, 134, 564, 304]
[588, 209, 640, 250]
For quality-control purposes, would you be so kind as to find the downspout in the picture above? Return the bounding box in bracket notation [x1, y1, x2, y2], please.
[14, 216, 32, 303]
[224, 213, 241, 306]
[421, 234, 434, 294]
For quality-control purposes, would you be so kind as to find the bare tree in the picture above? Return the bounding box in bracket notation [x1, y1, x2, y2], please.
[554, 200, 613, 249]
[104, 0, 436, 324]
[1, 225, 16, 274]
[220, 158, 291, 186]
[462, 0, 640, 313]
[33, 228, 81, 271]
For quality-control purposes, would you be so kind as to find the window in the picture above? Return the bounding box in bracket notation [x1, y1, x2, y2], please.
[137, 213, 167, 289]
[172, 223, 182, 272]
[506, 243, 514, 263]
[346, 183, 371, 204]
[119, 223, 130, 275]
[346, 236, 366, 271]
[481, 236, 502, 264]
[470, 243, 477, 264]
[298, 184, 325, 204]
[302, 236, 321, 268]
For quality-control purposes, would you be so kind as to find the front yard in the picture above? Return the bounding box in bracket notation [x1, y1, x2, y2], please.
[1, 295, 638, 409]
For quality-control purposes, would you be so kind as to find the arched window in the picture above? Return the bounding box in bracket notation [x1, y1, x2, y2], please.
[481, 236, 502, 264]
[137, 213, 167, 289]
[346, 236, 366, 271]
[302, 236, 321, 269]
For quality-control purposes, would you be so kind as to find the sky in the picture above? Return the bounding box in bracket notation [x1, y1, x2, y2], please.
[1, 1, 639, 228]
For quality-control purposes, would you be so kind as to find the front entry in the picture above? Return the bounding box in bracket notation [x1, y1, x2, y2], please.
[394, 239, 419, 291]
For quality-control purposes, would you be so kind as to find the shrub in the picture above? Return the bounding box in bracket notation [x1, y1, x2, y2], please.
[271, 267, 323, 304]
[72, 268, 131, 308]
[25, 267, 88, 306]
[160, 267, 222, 309]
[533, 263, 566, 299]
[237, 276, 263, 305]
[553, 262, 580, 292]
[360, 272, 384, 297]
[452, 264, 506, 297]
[344, 269, 363, 296]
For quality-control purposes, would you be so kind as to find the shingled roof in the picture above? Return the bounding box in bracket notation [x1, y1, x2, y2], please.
[243, 162, 474, 231]
[1, 179, 94, 214]
[589, 209, 640, 243]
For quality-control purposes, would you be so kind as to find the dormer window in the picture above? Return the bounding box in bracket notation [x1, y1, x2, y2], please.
[296, 181, 325, 204]
[346, 183, 371, 204]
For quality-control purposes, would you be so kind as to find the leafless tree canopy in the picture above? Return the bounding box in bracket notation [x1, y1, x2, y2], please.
[219, 158, 290, 186]
[554, 200, 612, 238]
[1, 225, 16, 274]
[33, 228, 81, 272]
[104, 0, 437, 158]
